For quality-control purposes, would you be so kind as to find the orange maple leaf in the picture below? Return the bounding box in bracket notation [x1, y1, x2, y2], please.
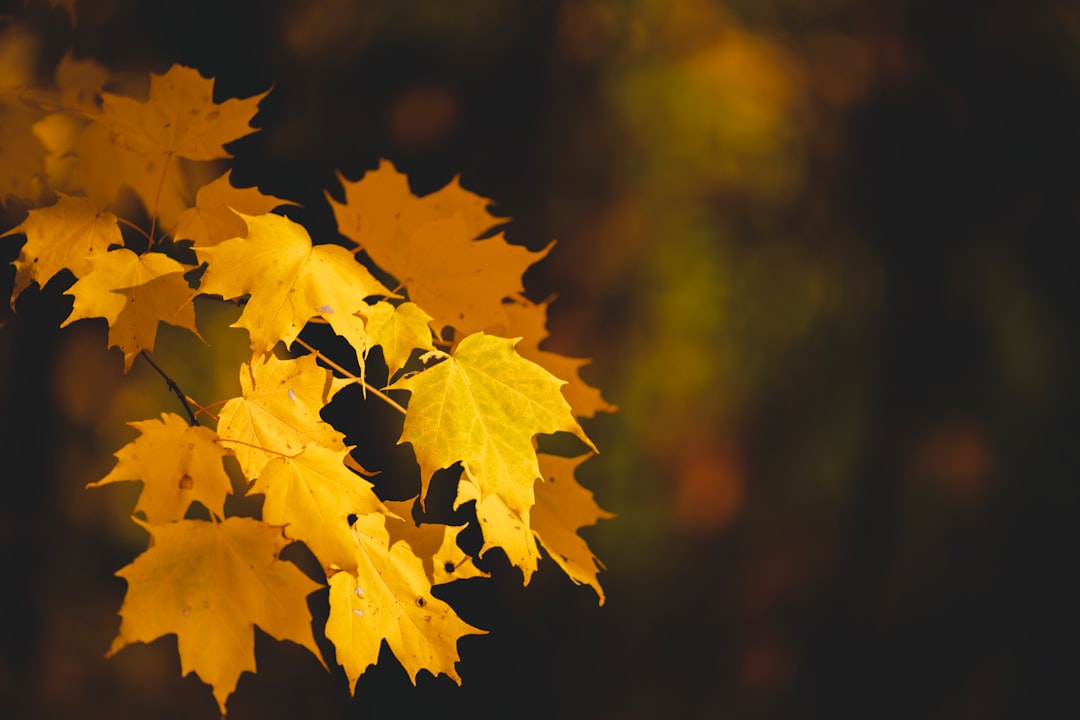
[504, 297, 617, 418]
[254, 443, 385, 572]
[3, 193, 121, 305]
[109, 517, 324, 716]
[173, 170, 297, 247]
[72, 64, 267, 227]
[329, 160, 548, 340]
[89, 412, 233, 522]
[61, 248, 200, 370]
[533, 453, 614, 604]
[195, 212, 391, 356]
[326, 512, 485, 693]
[215, 353, 350, 480]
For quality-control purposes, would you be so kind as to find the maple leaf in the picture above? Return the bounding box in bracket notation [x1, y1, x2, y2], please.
[329, 160, 548, 340]
[329, 159, 502, 269]
[31, 53, 108, 191]
[533, 453, 613, 604]
[384, 499, 489, 585]
[3, 193, 121, 305]
[109, 517, 324, 716]
[363, 300, 436, 378]
[72, 64, 267, 227]
[216, 353, 350, 480]
[391, 332, 595, 575]
[255, 443, 386, 572]
[0, 73, 47, 204]
[54, 52, 107, 112]
[89, 412, 233, 522]
[173, 170, 296, 247]
[454, 480, 541, 581]
[195, 212, 391, 356]
[61, 248, 200, 370]
[504, 298, 616, 418]
[326, 512, 485, 692]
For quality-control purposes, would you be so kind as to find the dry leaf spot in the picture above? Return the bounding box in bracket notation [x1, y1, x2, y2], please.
[179, 475, 193, 490]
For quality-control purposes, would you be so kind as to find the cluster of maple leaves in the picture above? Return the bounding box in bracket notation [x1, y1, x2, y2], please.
[1, 54, 613, 715]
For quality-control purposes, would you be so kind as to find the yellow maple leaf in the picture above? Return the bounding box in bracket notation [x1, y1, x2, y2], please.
[391, 332, 595, 576]
[255, 443, 385, 572]
[195, 212, 391, 356]
[363, 300, 435, 378]
[533, 453, 614, 604]
[326, 512, 485, 692]
[31, 53, 108, 192]
[101, 64, 266, 161]
[216, 353, 350, 480]
[504, 298, 616, 418]
[109, 517, 324, 716]
[88, 412, 233, 522]
[72, 64, 267, 227]
[329, 160, 548, 340]
[173, 170, 297, 247]
[383, 499, 489, 585]
[454, 480, 541, 581]
[3, 193, 121, 305]
[61, 248, 200, 370]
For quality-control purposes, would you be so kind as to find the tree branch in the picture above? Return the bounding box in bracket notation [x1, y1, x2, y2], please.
[139, 350, 200, 426]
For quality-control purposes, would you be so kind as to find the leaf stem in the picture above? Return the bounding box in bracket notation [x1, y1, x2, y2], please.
[147, 151, 173, 248]
[216, 436, 295, 458]
[139, 350, 200, 426]
[293, 337, 407, 416]
[116, 217, 155, 250]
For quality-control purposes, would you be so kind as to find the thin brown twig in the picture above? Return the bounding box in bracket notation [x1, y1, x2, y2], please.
[293, 337, 407, 416]
[139, 350, 200, 426]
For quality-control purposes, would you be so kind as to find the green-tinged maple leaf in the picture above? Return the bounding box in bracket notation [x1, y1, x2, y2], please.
[329, 160, 547, 340]
[363, 300, 435, 378]
[61, 248, 200, 370]
[173, 170, 296, 247]
[391, 332, 595, 576]
[195, 212, 391, 356]
[384, 499, 488, 585]
[504, 298, 616, 418]
[326, 512, 485, 692]
[109, 517, 324, 716]
[71, 64, 267, 227]
[89, 412, 232, 522]
[533, 453, 613, 604]
[254, 443, 385, 572]
[216, 353, 350, 480]
[3, 194, 121, 305]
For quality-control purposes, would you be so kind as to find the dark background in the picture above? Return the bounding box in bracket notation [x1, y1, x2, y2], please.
[2, 0, 1077, 718]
